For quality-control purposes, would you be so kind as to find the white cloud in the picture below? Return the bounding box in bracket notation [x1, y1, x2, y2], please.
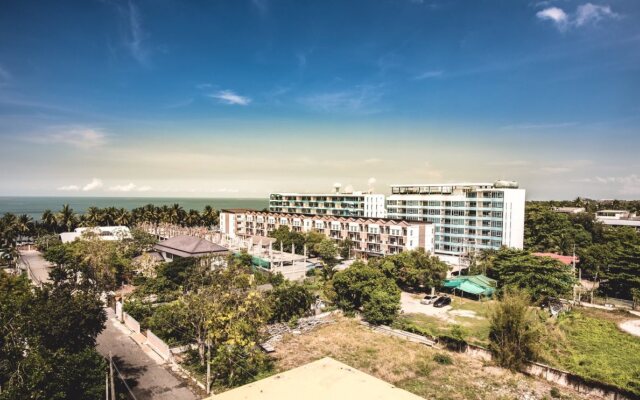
[137, 185, 152, 192]
[536, 7, 569, 25]
[209, 90, 251, 106]
[57, 185, 80, 191]
[537, 3, 618, 30]
[414, 70, 443, 80]
[109, 182, 136, 192]
[82, 178, 103, 192]
[575, 3, 618, 26]
[367, 177, 377, 188]
[501, 122, 577, 130]
[31, 128, 107, 149]
[579, 174, 640, 195]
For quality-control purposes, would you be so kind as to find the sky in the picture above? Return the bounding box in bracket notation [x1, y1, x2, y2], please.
[0, 0, 639, 200]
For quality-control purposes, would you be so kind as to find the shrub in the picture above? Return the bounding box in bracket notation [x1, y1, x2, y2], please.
[433, 353, 453, 365]
[489, 289, 541, 370]
[362, 288, 401, 325]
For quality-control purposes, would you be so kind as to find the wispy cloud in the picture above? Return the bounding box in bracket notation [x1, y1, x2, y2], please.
[414, 70, 444, 80]
[501, 122, 577, 130]
[208, 90, 252, 106]
[124, 1, 148, 64]
[83, 178, 104, 192]
[29, 128, 108, 149]
[108, 182, 153, 192]
[0, 65, 11, 86]
[539, 160, 592, 174]
[578, 174, 640, 195]
[300, 85, 383, 114]
[537, 3, 619, 31]
[57, 185, 80, 191]
[251, 0, 269, 17]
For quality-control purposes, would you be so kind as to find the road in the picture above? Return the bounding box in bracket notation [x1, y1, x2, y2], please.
[97, 309, 200, 400]
[19, 249, 53, 285]
[19, 249, 200, 400]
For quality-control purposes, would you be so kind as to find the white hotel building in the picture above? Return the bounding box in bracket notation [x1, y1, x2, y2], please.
[269, 190, 386, 218]
[386, 181, 525, 264]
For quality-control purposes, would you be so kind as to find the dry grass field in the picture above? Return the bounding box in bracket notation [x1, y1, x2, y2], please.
[272, 317, 593, 400]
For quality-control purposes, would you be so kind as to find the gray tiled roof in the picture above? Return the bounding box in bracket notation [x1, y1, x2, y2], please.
[154, 235, 229, 257]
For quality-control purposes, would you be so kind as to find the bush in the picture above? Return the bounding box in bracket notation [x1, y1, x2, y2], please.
[362, 288, 400, 325]
[268, 282, 314, 323]
[489, 289, 541, 370]
[433, 353, 453, 365]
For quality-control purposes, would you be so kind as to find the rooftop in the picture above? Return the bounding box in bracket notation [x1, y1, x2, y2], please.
[154, 235, 229, 257]
[532, 252, 579, 266]
[210, 357, 423, 400]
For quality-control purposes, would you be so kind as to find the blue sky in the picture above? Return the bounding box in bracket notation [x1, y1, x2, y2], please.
[0, 0, 639, 199]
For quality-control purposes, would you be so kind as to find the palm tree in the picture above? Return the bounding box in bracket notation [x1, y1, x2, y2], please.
[16, 214, 34, 239]
[41, 209, 57, 232]
[202, 205, 219, 227]
[169, 203, 185, 225]
[114, 208, 132, 226]
[85, 206, 102, 226]
[57, 204, 77, 232]
[185, 209, 201, 227]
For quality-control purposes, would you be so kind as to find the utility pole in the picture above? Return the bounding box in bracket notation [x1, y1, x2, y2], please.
[109, 351, 116, 400]
[105, 372, 109, 400]
[206, 341, 211, 395]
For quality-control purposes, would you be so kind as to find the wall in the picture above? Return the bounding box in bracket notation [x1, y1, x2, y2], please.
[146, 330, 173, 361]
[123, 312, 141, 334]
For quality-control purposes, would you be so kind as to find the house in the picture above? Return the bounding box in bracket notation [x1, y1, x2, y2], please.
[209, 357, 423, 400]
[553, 207, 586, 214]
[59, 226, 132, 243]
[532, 252, 578, 266]
[153, 235, 229, 262]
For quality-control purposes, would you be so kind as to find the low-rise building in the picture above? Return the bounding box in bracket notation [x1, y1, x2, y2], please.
[595, 210, 640, 230]
[210, 357, 423, 400]
[220, 209, 434, 258]
[269, 186, 385, 218]
[153, 235, 229, 262]
[59, 226, 132, 243]
[553, 207, 586, 214]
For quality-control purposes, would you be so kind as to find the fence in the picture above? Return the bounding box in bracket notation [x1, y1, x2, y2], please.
[146, 330, 173, 362]
[361, 321, 634, 400]
[123, 312, 141, 334]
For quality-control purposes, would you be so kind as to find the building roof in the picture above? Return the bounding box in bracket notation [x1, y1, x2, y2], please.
[443, 275, 497, 296]
[154, 235, 228, 258]
[210, 357, 424, 400]
[532, 252, 578, 266]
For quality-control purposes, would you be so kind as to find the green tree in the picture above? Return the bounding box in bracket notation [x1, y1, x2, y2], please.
[488, 289, 541, 370]
[362, 288, 401, 325]
[314, 238, 339, 280]
[485, 248, 575, 302]
[268, 282, 314, 322]
[374, 249, 449, 292]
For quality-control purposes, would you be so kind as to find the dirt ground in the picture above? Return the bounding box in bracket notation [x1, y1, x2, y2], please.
[272, 316, 596, 400]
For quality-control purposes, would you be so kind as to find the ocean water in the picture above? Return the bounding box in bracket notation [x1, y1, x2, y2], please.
[0, 197, 269, 220]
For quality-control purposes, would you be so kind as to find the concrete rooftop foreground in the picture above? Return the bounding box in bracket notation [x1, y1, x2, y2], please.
[210, 357, 424, 400]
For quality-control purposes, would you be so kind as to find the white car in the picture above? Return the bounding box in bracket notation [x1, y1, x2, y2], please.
[420, 294, 439, 305]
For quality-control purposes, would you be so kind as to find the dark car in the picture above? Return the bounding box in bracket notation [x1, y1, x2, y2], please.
[433, 296, 452, 308]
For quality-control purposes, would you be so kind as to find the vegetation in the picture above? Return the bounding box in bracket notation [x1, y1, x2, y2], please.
[0, 270, 106, 399]
[488, 290, 541, 370]
[482, 248, 576, 302]
[524, 201, 640, 300]
[267, 281, 314, 323]
[331, 260, 401, 324]
[370, 248, 448, 292]
[540, 308, 640, 396]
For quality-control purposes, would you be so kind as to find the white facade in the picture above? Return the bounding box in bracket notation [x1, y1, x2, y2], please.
[269, 192, 386, 218]
[595, 210, 640, 229]
[60, 226, 132, 243]
[386, 181, 525, 260]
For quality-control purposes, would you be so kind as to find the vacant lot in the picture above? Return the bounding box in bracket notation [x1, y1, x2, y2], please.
[272, 317, 588, 400]
[540, 307, 640, 396]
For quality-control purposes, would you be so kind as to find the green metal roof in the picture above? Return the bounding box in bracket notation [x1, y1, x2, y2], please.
[443, 274, 496, 296]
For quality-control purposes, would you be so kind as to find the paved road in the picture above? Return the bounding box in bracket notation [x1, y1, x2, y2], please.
[97, 308, 200, 400]
[19, 249, 53, 285]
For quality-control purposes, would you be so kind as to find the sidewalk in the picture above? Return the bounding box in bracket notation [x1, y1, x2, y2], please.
[97, 308, 200, 400]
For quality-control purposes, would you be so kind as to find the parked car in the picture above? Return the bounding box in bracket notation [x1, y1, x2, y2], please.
[433, 296, 452, 308]
[420, 294, 439, 305]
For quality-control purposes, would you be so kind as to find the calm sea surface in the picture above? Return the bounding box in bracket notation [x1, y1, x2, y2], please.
[0, 197, 269, 220]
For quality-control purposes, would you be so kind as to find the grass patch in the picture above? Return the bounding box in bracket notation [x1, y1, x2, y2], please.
[540, 309, 640, 396]
[273, 317, 583, 400]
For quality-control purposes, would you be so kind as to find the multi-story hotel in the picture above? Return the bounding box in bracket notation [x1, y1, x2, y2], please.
[386, 181, 525, 262]
[269, 187, 386, 218]
[220, 209, 434, 258]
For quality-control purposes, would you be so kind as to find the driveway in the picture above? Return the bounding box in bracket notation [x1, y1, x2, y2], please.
[18, 249, 52, 285]
[400, 292, 454, 322]
[97, 308, 200, 400]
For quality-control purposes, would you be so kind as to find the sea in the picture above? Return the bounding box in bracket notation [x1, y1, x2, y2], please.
[0, 197, 269, 220]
